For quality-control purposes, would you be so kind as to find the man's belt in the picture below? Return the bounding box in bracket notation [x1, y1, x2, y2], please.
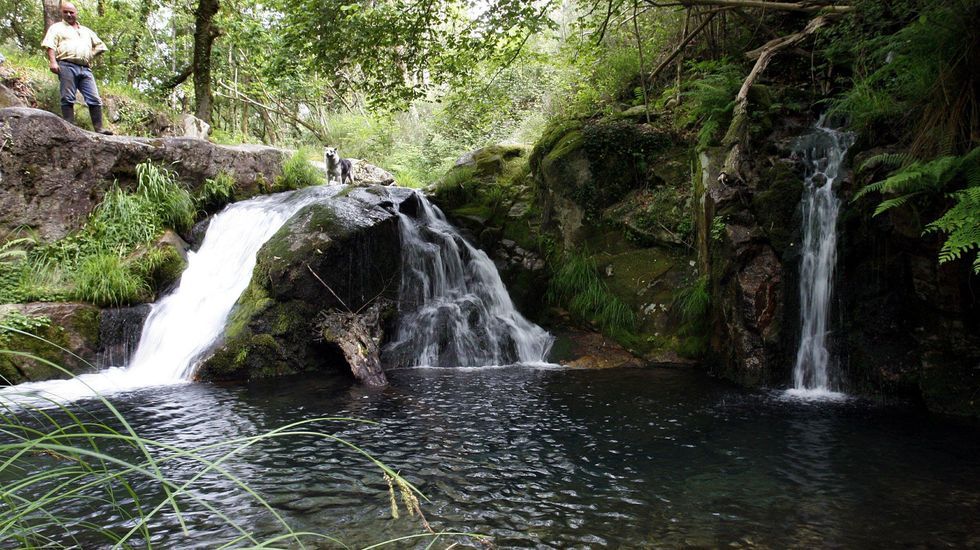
[60, 59, 90, 67]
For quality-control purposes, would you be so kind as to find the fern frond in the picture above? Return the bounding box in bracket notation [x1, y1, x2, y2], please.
[872, 192, 920, 216]
[924, 186, 980, 273]
[852, 179, 889, 202]
[859, 152, 916, 174]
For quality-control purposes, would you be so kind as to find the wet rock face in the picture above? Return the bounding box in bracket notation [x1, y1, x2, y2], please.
[701, 147, 789, 387]
[0, 107, 288, 241]
[98, 304, 151, 369]
[839, 185, 980, 417]
[197, 186, 418, 384]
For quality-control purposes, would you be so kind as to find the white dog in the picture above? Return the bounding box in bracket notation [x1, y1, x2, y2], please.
[324, 147, 353, 185]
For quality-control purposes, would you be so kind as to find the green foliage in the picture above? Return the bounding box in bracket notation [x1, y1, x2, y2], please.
[680, 59, 743, 150]
[276, 149, 325, 191]
[197, 172, 237, 212]
[135, 163, 195, 234]
[0, 311, 50, 349]
[278, 0, 556, 110]
[926, 187, 980, 273]
[710, 216, 727, 242]
[547, 253, 636, 334]
[856, 147, 980, 273]
[73, 253, 148, 307]
[831, 2, 980, 156]
[1, 162, 198, 306]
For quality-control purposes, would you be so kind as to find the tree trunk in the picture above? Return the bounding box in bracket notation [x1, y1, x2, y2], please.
[42, 0, 60, 31]
[192, 0, 220, 124]
[126, 0, 154, 85]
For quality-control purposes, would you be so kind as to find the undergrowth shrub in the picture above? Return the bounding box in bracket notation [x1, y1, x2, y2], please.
[547, 253, 636, 334]
[831, 2, 979, 157]
[277, 149, 325, 190]
[680, 59, 743, 150]
[73, 253, 147, 306]
[0, 161, 197, 306]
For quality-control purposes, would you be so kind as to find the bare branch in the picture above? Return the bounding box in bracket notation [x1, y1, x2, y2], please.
[722, 14, 836, 179]
[643, 0, 853, 13]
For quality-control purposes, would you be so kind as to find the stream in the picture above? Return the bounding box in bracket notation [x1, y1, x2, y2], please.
[7, 366, 979, 548]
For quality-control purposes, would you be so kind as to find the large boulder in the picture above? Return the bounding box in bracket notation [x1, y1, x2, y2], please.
[0, 107, 288, 241]
[197, 186, 420, 384]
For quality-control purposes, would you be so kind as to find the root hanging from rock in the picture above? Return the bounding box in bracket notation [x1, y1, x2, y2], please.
[315, 300, 392, 387]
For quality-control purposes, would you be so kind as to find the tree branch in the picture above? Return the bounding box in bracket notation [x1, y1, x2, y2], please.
[644, 0, 853, 13]
[648, 10, 721, 83]
[156, 64, 194, 92]
[215, 80, 325, 141]
[721, 14, 836, 180]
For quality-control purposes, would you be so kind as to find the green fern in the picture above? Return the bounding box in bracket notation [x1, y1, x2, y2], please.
[925, 186, 980, 273]
[681, 60, 742, 150]
[857, 147, 980, 273]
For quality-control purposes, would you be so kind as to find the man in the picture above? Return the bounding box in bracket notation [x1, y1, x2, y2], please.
[41, 2, 112, 134]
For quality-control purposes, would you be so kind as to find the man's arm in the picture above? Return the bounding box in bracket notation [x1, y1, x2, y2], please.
[41, 24, 59, 74]
[90, 29, 108, 58]
[46, 48, 60, 74]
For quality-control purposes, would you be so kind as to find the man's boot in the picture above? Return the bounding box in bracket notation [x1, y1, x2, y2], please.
[61, 105, 75, 125]
[88, 105, 113, 135]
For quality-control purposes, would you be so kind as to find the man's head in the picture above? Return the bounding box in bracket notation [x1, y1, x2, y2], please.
[60, 2, 78, 25]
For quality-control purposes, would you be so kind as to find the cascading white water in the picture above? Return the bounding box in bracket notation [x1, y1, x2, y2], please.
[1, 186, 337, 404]
[789, 119, 853, 397]
[384, 195, 554, 368]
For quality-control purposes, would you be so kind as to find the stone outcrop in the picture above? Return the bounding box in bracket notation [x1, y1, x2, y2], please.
[839, 163, 980, 417]
[698, 147, 791, 386]
[197, 186, 419, 384]
[0, 302, 101, 383]
[0, 302, 153, 385]
[0, 107, 289, 240]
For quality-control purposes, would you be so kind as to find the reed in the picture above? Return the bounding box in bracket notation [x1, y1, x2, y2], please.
[0, 330, 485, 548]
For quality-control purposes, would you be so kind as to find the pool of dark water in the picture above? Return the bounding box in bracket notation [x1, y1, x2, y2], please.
[5, 366, 980, 548]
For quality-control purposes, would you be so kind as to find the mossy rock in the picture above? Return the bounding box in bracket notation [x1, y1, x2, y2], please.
[751, 159, 803, 256]
[198, 186, 413, 383]
[530, 118, 585, 172]
[0, 303, 100, 384]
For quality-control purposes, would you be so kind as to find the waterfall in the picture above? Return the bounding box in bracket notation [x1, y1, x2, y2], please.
[2, 185, 553, 405]
[1, 186, 337, 404]
[383, 195, 554, 368]
[789, 119, 853, 397]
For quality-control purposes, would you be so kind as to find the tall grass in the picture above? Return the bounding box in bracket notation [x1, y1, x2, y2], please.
[277, 149, 325, 190]
[547, 253, 636, 334]
[0, 335, 485, 548]
[0, 161, 196, 306]
[73, 253, 147, 307]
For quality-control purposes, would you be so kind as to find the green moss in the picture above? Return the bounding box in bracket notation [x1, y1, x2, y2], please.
[531, 118, 585, 171]
[752, 161, 803, 255]
[225, 282, 272, 341]
[308, 205, 340, 233]
[135, 245, 187, 296]
[542, 130, 585, 169]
